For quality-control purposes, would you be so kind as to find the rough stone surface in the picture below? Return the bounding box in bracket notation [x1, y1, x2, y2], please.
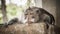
[0, 22, 47, 34]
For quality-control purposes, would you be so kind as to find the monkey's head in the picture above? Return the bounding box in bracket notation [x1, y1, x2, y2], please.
[24, 7, 43, 24]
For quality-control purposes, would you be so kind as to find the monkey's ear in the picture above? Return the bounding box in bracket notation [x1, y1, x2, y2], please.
[28, 7, 31, 10]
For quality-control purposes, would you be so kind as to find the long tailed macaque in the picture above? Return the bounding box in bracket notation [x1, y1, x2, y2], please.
[24, 7, 55, 29]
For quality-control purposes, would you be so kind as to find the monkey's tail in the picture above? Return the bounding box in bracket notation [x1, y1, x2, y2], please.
[50, 14, 55, 25]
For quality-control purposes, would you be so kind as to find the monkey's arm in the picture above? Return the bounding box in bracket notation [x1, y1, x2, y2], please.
[7, 18, 18, 25]
[0, 18, 18, 27]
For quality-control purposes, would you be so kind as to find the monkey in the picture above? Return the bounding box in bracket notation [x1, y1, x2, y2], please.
[24, 7, 55, 29]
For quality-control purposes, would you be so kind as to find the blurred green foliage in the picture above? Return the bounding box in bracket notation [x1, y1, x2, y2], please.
[7, 4, 17, 16]
[0, 10, 3, 23]
[0, 0, 35, 23]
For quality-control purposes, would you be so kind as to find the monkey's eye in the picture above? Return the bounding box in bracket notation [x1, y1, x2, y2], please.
[32, 16, 35, 18]
[25, 14, 28, 15]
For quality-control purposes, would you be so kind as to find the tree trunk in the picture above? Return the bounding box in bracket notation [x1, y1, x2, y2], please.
[1, 0, 8, 23]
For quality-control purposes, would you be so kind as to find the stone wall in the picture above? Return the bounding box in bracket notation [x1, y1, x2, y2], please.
[42, 0, 56, 25]
[0, 23, 47, 34]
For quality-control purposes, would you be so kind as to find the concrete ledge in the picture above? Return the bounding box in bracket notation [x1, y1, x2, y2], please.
[0, 22, 47, 34]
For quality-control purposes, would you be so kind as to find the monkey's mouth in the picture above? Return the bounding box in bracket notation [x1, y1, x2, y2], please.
[23, 18, 35, 23]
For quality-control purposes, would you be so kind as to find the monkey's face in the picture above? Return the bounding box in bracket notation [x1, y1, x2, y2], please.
[24, 7, 41, 23]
